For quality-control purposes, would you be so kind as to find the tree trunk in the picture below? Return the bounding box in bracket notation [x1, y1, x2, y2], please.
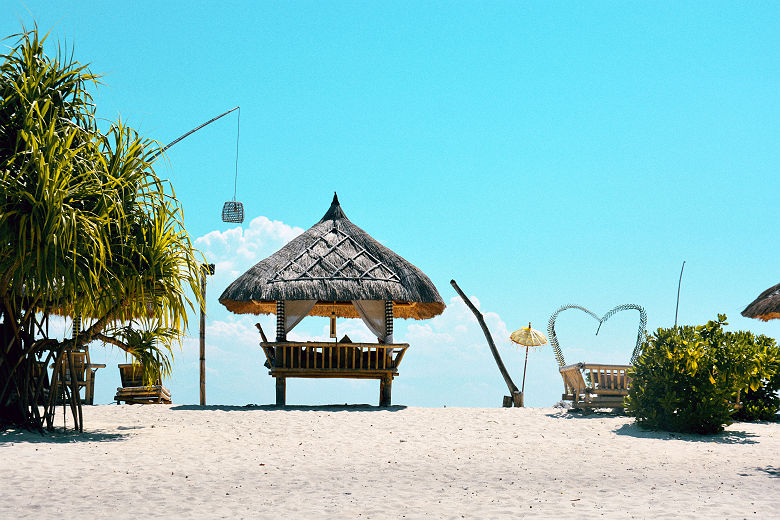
[0, 317, 82, 432]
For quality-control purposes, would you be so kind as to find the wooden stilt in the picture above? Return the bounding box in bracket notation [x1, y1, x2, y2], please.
[379, 376, 392, 407]
[275, 377, 286, 406]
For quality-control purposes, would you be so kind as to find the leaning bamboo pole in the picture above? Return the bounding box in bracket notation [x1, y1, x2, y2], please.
[450, 280, 522, 407]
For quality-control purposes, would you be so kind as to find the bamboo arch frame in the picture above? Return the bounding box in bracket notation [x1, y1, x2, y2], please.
[547, 304, 647, 367]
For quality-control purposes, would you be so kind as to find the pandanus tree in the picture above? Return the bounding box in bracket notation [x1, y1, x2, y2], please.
[0, 27, 204, 431]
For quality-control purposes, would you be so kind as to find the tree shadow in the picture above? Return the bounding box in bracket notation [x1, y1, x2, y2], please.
[170, 404, 408, 413]
[612, 422, 759, 444]
[755, 466, 780, 478]
[0, 428, 128, 445]
[544, 410, 760, 444]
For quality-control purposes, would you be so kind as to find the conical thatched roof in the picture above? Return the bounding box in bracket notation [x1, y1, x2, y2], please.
[742, 282, 780, 321]
[219, 194, 445, 320]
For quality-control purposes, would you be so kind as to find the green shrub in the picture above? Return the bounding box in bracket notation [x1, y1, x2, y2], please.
[733, 339, 780, 422]
[626, 315, 779, 434]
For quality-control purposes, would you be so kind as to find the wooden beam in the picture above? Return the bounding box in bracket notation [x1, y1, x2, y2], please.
[276, 301, 286, 342]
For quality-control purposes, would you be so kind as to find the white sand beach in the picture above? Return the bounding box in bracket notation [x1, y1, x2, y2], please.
[1, 406, 777, 519]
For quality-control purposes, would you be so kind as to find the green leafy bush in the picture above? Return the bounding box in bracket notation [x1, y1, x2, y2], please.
[733, 339, 780, 421]
[626, 315, 779, 434]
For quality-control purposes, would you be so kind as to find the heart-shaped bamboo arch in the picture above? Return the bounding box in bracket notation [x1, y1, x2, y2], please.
[547, 304, 647, 367]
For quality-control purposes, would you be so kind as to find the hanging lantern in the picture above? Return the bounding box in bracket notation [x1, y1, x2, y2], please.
[222, 201, 244, 223]
[221, 107, 244, 223]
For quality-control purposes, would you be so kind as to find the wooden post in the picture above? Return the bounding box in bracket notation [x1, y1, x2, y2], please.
[276, 301, 286, 342]
[200, 263, 215, 406]
[379, 376, 392, 407]
[275, 377, 286, 406]
[385, 301, 394, 343]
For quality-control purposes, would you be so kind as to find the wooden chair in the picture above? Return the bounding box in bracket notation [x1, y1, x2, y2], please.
[549, 304, 647, 411]
[53, 350, 105, 405]
[559, 363, 632, 409]
[114, 364, 172, 404]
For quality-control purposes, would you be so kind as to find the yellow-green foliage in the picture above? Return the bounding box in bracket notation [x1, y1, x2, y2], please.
[0, 27, 204, 430]
[626, 315, 779, 434]
[734, 339, 780, 422]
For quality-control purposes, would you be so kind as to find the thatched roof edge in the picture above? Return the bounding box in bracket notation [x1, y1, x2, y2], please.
[742, 282, 780, 321]
[219, 194, 445, 320]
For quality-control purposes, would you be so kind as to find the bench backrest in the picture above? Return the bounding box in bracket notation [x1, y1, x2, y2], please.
[582, 364, 632, 391]
[60, 352, 88, 383]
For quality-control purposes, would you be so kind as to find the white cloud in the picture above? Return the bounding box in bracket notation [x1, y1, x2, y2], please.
[195, 215, 304, 283]
[404, 295, 512, 353]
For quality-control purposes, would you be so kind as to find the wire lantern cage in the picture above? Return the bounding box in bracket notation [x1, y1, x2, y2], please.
[222, 200, 244, 223]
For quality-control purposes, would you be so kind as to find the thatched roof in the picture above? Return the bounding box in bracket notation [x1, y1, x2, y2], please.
[742, 282, 780, 321]
[219, 194, 445, 320]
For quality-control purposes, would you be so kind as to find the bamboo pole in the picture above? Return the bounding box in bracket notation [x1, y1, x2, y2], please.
[200, 263, 215, 406]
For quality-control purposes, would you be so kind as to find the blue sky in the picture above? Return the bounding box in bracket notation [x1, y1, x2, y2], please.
[4, 2, 780, 407]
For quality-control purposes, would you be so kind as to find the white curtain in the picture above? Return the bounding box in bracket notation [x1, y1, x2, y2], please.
[353, 300, 392, 343]
[284, 300, 317, 333]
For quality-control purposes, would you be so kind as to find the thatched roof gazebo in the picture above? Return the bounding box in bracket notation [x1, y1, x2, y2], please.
[219, 193, 445, 406]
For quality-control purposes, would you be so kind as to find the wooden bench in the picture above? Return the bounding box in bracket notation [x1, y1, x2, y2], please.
[559, 363, 632, 410]
[114, 364, 172, 405]
[261, 342, 409, 407]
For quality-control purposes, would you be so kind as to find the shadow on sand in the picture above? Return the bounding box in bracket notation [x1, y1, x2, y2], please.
[545, 409, 760, 444]
[755, 466, 780, 478]
[0, 428, 128, 445]
[544, 409, 626, 419]
[170, 404, 408, 413]
[612, 422, 759, 444]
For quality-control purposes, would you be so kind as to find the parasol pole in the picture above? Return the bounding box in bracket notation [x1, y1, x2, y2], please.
[521, 348, 529, 393]
[520, 323, 531, 393]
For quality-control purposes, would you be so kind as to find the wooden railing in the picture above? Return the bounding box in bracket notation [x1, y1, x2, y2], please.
[261, 342, 409, 372]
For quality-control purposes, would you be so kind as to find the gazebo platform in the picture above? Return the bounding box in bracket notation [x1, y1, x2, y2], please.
[261, 342, 409, 407]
